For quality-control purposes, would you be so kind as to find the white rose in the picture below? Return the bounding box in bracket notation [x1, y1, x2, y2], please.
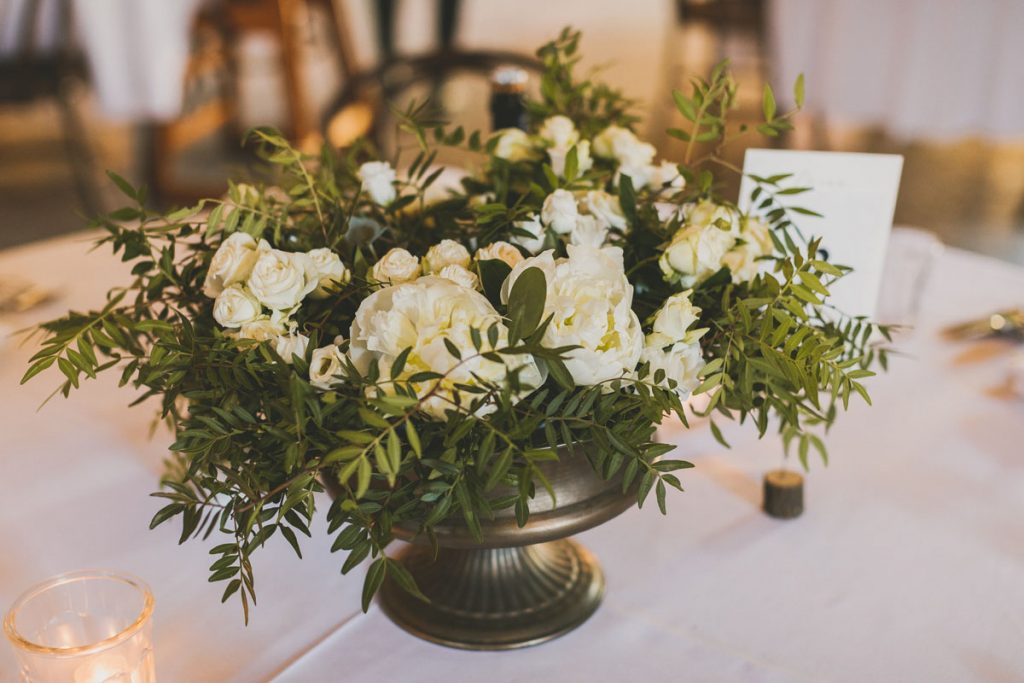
[349, 277, 543, 419]
[437, 264, 480, 289]
[502, 245, 644, 386]
[423, 239, 471, 274]
[593, 125, 656, 167]
[640, 334, 704, 398]
[651, 291, 701, 340]
[237, 314, 288, 342]
[475, 241, 524, 268]
[618, 163, 652, 190]
[247, 240, 318, 310]
[492, 128, 536, 162]
[659, 224, 736, 287]
[683, 200, 739, 233]
[540, 189, 580, 235]
[309, 343, 346, 390]
[549, 140, 595, 178]
[213, 284, 261, 328]
[359, 161, 397, 206]
[203, 232, 259, 298]
[647, 160, 685, 194]
[274, 332, 310, 364]
[307, 248, 350, 298]
[721, 216, 773, 283]
[568, 215, 609, 249]
[371, 247, 422, 285]
[582, 190, 627, 230]
[511, 214, 547, 254]
[538, 115, 579, 149]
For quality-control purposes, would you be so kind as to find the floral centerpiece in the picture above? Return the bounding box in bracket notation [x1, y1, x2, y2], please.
[24, 29, 887, 641]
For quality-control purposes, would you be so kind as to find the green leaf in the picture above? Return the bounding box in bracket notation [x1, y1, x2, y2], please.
[762, 84, 777, 121]
[794, 73, 805, 108]
[507, 267, 547, 343]
[361, 558, 387, 612]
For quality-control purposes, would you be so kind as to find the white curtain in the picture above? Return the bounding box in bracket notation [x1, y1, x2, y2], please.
[770, 0, 1024, 140]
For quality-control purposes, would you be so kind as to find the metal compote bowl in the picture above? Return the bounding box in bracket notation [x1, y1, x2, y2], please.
[326, 444, 635, 650]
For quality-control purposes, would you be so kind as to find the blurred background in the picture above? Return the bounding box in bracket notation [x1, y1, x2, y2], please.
[1, 0, 1022, 261]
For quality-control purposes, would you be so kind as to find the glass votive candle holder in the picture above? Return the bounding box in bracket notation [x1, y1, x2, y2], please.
[4, 570, 155, 683]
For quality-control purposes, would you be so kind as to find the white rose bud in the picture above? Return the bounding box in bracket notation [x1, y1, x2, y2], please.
[213, 284, 261, 329]
[237, 315, 287, 341]
[568, 215, 609, 249]
[274, 332, 310, 364]
[540, 189, 580, 235]
[309, 343, 346, 390]
[582, 190, 627, 230]
[640, 334, 704, 398]
[511, 214, 547, 254]
[684, 200, 738, 233]
[547, 140, 593, 178]
[539, 115, 579, 149]
[721, 216, 774, 283]
[203, 232, 259, 298]
[659, 224, 736, 287]
[359, 161, 397, 206]
[475, 241, 524, 268]
[652, 291, 701, 340]
[371, 247, 421, 285]
[492, 128, 536, 162]
[247, 240, 318, 310]
[423, 239, 471, 274]
[306, 248, 350, 298]
[647, 160, 685, 194]
[593, 125, 655, 167]
[437, 264, 480, 289]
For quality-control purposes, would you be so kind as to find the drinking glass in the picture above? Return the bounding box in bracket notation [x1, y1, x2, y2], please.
[4, 570, 155, 683]
[876, 226, 944, 327]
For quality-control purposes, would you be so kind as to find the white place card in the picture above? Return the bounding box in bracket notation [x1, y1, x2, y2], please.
[737, 149, 903, 318]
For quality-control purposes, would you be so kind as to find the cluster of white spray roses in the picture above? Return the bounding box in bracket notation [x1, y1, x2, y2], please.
[203, 232, 349, 367]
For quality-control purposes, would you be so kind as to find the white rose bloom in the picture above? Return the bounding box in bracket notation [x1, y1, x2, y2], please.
[309, 343, 346, 390]
[540, 189, 580, 235]
[237, 314, 288, 342]
[593, 125, 656, 166]
[659, 224, 736, 287]
[274, 332, 310, 364]
[651, 291, 701, 340]
[647, 160, 685, 194]
[492, 128, 536, 162]
[213, 284, 261, 329]
[359, 161, 397, 206]
[618, 163, 652, 190]
[203, 232, 259, 298]
[371, 247, 422, 285]
[547, 140, 593, 178]
[538, 115, 579, 149]
[475, 241, 524, 268]
[423, 239, 471, 274]
[582, 190, 627, 230]
[683, 200, 739, 233]
[511, 214, 547, 254]
[247, 240, 318, 310]
[502, 245, 644, 386]
[640, 334, 704, 398]
[349, 277, 543, 419]
[568, 215, 609, 249]
[721, 216, 774, 283]
[437, 263, 480, 289]
[307, 247, 350, 298]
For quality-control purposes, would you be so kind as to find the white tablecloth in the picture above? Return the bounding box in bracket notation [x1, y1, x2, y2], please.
[770, 0, 1024, 140]
[1, 233, 1023, 682]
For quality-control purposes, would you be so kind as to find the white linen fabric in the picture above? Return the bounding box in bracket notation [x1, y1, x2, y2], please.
[770, 0, 1024, 140]
[0, 0, 205, 120]
[0, 234, 1022, 681]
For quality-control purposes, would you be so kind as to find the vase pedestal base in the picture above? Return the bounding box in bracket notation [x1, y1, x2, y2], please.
[379, 538, 604, 650]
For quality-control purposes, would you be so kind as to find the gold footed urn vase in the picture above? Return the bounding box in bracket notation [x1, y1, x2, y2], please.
[330, 446, 635, 650]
